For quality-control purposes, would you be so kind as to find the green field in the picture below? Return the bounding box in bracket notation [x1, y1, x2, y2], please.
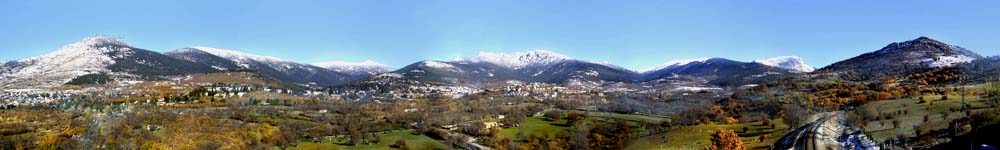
[584, 111, 671, 124]
[860, 94, 996, 142]
[498, 116, 573, 140]
[625, 119, 789, 150]
[291, 130, 446, 150]
[495, 110, 673, 144]
[494, 110, 780, 149]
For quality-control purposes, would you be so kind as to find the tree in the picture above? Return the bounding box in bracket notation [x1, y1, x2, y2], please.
[986, 77, 1000, 105]
[891, 119, 900, 129]
[445, 134, 467, 148]
[781, 104, 806, 128]
[565, 112, 585, 125]
[497, 138, 512, 150]
[707, 128, 744, 150]
[569, 126, 589, 150]
[460, 122, 487, 136]
[544, 110, 563, 121]
[349, 127, 363, 145]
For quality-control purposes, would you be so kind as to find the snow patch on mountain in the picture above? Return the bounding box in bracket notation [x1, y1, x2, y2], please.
[311, 60, 392, 76]
[1, 36, 130, 87]
[374, 73, 404, 78]
[751, 72, 784, 78]
[188, 46, 288, 64]
[924, 55, 976, 68]
[671, 86, 722, 92]
[183, 46, 318, 72]
[420, 61, 461, 72]
[753, 56, 815, 72]
[454, 50, 571, 69]
[640, 58, 711, 73]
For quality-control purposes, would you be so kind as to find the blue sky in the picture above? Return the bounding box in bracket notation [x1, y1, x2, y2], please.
[1, 0, 998, 70]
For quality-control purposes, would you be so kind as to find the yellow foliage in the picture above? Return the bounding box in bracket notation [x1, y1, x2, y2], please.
[64, 127, 86, 136]
[724, 117, 739, 124]
[547, 140, 565, 150]
[244, 123, 282, 144]
[140, 142, 169, 150]
[35, 132, 64, 149]
[707, 128, 744, 150]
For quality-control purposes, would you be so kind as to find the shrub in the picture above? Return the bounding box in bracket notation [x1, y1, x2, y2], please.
[390, 139, 408, 149]
[724, 117, 739, 124]
[543, 110, 563, 121]
[707, 128, 744, 150]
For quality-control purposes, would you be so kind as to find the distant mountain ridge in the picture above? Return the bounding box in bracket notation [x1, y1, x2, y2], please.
[452, 50, 573, 69]
[0, 36, 397, 88]
[640, 58, 800, 86]
[2, 36, 993, 88]
[165, 47, 361, 86]
[391, 50, 639, 84]
[311, 60, 392, 76]
[639, 58, 711, 74]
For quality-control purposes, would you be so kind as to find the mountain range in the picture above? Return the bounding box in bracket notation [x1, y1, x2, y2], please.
[638, 58, 801, 86]
[1, 36, 995, 88]
[310, 60, 392, 76]
[389, 50, 638, 85]
[165, 47, 364, 86]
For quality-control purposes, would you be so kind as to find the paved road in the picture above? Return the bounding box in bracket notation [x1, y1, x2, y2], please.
[464, 136, 493, 150]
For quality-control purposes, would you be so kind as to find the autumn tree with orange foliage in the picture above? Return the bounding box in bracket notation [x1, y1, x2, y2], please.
[707, 128, 744, 150]
[724, 117, 739, 124]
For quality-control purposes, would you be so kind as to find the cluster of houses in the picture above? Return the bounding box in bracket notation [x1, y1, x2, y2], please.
[0, 79, 322, 108]
[1, 89, 69, 107]
[0, 88, 116, 108]
[482, 82, 592, 100]
[330, 84, 483, 101]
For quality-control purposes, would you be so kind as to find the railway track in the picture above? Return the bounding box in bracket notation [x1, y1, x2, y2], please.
[774, 113, 840, 150]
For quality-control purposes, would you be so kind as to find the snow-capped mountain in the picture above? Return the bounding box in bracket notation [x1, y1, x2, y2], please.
[1, 36, 121, 87]
[640, 58, 798, 86]
[311, 60, 392, 76]
[1, 36, 218, 88]
[752, 56, 815, 73]
[166, 47, 358, 86]
[387, 50, 638, 84]
[182, 46, 290, 69]
[818, 37, 984, 80]
[453, 50, 572, 69]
